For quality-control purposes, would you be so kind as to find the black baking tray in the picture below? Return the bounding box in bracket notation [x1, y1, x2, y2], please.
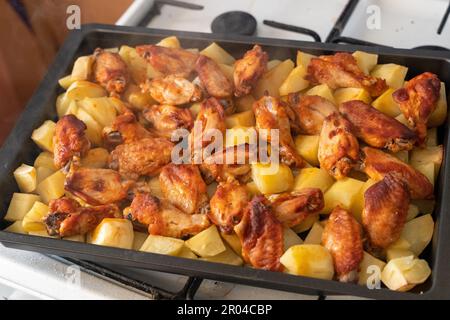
[1, 24, 449, 300]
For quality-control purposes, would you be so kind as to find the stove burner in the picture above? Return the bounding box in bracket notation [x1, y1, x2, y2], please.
[211, 11, 257, 36]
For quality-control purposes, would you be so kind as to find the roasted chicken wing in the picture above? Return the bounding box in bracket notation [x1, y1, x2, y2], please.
[318, 112, 359, 179]
[393, 72, 441, 144]
[322, 206, 363, 283]
[103, 113, 154, 149]
[306, 52, 387, 97]
[127, 193, 210, 238]
[44, 197, 120, 237]
[362, 173, 410, 249]
[195, 55, 233, 98]
[93, 48, 130, 97]
[233, 45, 268, 97]
[268, 188, 324, 227]
[234, 196, 283, 271]
[339, 100, 417, 152]
[54, 115, 91, 169]
[142, 104, 194, 139]
[362, 147, 433, 199]
[253, 95, 304, 168]
[142, 75, 202, 106]
[209, 180, 249, 233]
[136, 45, 198, 78]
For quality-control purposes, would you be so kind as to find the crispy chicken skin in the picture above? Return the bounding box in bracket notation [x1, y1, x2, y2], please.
[288, 94, 338, 135]
[393, 72, 441, 144]
[234, 196, 283, 271]
[142, 75, 202, 105]
[159, 164, 209, 215]
[209, 180, 249, 233]
[318, 112, 360, 179]
[65, 166, 132, 205]
[196, 55, 233, 98]
[142, 104, 194, 139]
[128, 193, 210, 238]
[103, 113, 154, 149]
[109, 137, 174, 179]
[268, 188, 324, 227]
[136, 45, 199, 78]
[233, 45, 268, 97]
[253, 95, 305, 168]
[322, 206, 363, 283]
[362, 147, 433, 199]
[362, 173, 410, 249]
[306, 52, 387, 97]
[44, 198, 120, 237]
[54, 115, 91, 169]
[93, 48, 130, 96]
[339, 100, 417, 152]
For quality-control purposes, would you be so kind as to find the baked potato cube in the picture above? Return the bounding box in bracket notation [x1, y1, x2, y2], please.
[75, 107, 103, 146]
[323, 177, 365, 214]
[81, 148, 110, 169]
[58, 75, 76, 90]
[428, 82, 447, 127]
[381, 256, 431, 292]
[225, 126, 257, 147]
[280, 244, 334, 280]
[395, 113, 409, 126]
[426, 128, 438, 147]
[401, 214, 434, 256]
[306, 84, 335, 104]
[66, 80, 107, 101]
[410, 145, 443, 179]
[32, 120, 56, 152]
[200, 42, 235, 65]
[389, 237, 411, 250]
[246, 181, 262, 197]
[63, 234, 86, 242]
[358, 251, 386, 286]
[220, 232, 242, 256]
[4, 221, 27, 234]
[386, 248, 415, 261]
[350, 178, 377, 222]
[406, 204, 420, 221]
[371, 64, 408, 90]
[78, 97, 117, 128]
[352, 51, 378, 75]
[225, 110, 255, 128]
[139, 234, 184, 255]
[296, 51, 316, 69]
[4, 193, 41, 222]
[294, 135, 319, 167]
[392, 150, 409, 163]
[235, 95, 256, 112]
[178, 246, 198, 259]
[283, 227, 303, 251]
[14, 164, 37, 193]
[132, 231, 148, 251]
[90, 218, 134, 250]
[411, 199, 435, 215]
[303, 222, 324, 245]
[293, 168, 334, 193]
[201, 244, 243, 266]
[251, 163, 294, 194]
[22, 201, 49, 232]
[254, 59, 295, 99]
[414, 163, 435, 186]
[267, 59, 281, 70]
[371, 88, 401, 117]
[36, 171, 66, 204]
[292, 214, 319, 233]
[71, 55, 94, 81]
[145, 176, 164, 199]
[185, 225, 226, 257]
[279, 66, 310, 96]
[218, 63, 234, 82]
[123, 84, 155, 110]
[334, 88, 371, 105]
[119, 45, 161, 83]
[56, 93, 74, 118]
[156, 36, 181, 48]
[36, 167, 55, 185]
[34, 152, 56, 171]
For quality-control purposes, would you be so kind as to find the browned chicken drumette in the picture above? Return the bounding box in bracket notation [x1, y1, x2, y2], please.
[127, 193, 210, 239]
[306, 52, 387, 97]
[253, 95, 305, 168]
[362, 147, 433, 199]
[159, 163, 209, 215]
[233, 45, 268, 97]
[362, 173, 410, 249]
[195, 55, 233, 98]
[318, 112, 360, 180]
[93, 48, 130, 97]
[209, 180, 249, 234]
[393, 72, 441, 144]
[268, 188, 324, 228]
[136, 45, 199, 78]
[322, 206, 363, 283]
[234, 196, 284, 271]
[53, 115, 91, 169]
[339, 100, 417, 152]
[44, 197, 120, 237]
[142, 104, 194, 139]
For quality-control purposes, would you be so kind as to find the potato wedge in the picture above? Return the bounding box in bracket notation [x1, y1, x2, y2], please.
[22, 201, 49, 232]
[323, 177, 365, 214]
[293, 167, 334, 193]
[71, 55, 94, 81]
[32, 120, 56, 152]
[119, 45, 161, 83]
[157, 36, 181, 48]
[218, 63, 234, 82]
[386, 248, 415, 261]
[36, 171, 66, 204]
[370, 64, 408, 90]
[352, 51, 378, 75]
[178, 246, 198, 259]
[225, 110, 255, 128]
[4, 221, 27, 234]
[283, 227, 303, 251]
[410, 145, 443, 179]
[123, 84, 155, 110]
[139, 234, 184, 255]
[90, 218, 134, 250]
[304, 222, 324, 245]
[58, 75, 76, 90]
[371, 88, 401, 117]
[201, 244, 243, 266]
[34, 152, 56, 171]
[4, 193, 40, 222]
[358, 251, 386, 287]
[381, 256, 431, 291]
[200, 42, 235, 65]
[351, 178, 377, 222]
[294, 135, 319, 167]
[306, 84, 335, 104]
[296, 51, 316, 69]
[36, 167, 55, 185]
[78, 97, 117, 128]
[225, 126, 257, 147]
[185, 225, 226, 257]
[220, 232, 242, 256]
[279, 66, 309, 96]
[401, 214, 434, 256]
[14, 164, 37, 193]
[81, 148, 110, 169]
[66, 80, 107, 101]
[414, 163, 435, 186]
[292, 214, 319, 233]
[251, 163, 294, 194]
[75, 107, 103, 146]
[254, 59, 295, 99]
[428, 82, 447, 127]
[56, 93, 73, 118]
[267, 59, 281, 70]
[334, 88, 371, 105]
